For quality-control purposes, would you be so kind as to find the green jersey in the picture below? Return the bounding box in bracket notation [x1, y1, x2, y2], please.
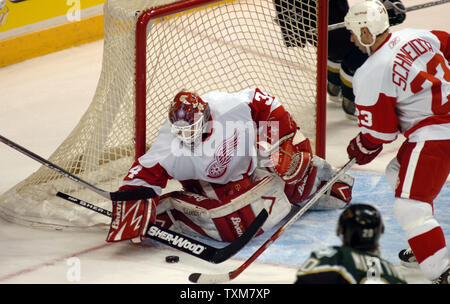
[294, 246, 406, 284]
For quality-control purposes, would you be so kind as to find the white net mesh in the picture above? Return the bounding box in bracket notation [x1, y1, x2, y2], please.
[0, 0, 325, 229]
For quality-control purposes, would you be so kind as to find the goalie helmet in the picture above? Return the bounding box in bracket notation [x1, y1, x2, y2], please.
[168, 91, 210, 146]
[344, 0, 389, 49]
[337, 204, 384, 251]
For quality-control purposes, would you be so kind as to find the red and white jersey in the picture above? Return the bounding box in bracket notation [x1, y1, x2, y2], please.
[353, 28, 450, 144]
[122, 88, 297, 195]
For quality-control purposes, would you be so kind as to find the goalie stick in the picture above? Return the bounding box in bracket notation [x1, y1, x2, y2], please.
[327, 0, 450, 31]
[188, 158, 356, 283]
[0, 134, 155, 201]
[56, 191, 268, 264]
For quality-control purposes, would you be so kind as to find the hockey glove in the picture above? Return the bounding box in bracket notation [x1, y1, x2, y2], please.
[270, 131, 313, 184]
[347, 132, 383, 165]
[382, 0, 406, 26]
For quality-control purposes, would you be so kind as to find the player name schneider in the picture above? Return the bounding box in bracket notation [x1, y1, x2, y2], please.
[179, 288, 271, 301]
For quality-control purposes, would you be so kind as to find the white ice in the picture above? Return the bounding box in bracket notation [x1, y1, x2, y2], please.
[0, 0, 448, 284]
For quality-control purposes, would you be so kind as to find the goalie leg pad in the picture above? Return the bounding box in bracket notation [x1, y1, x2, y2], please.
[287, 156, 354, 210]
[155, 169, 291, 242]
[106, 198, 157, 243]
[309, 180, 353, 210]
[311, 158, 354, 210]
[284, 166, 318, 203]
[157, 193, 259, 242]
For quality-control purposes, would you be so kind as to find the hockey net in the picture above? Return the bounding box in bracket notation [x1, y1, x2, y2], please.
[0, 0, 328, 229]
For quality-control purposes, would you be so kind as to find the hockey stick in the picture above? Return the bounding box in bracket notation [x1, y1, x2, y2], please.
[0, 134, 155, 201]
[56, 191, 268, 264]
[188, 158, 356, 283]
[327, 0, 450, 31]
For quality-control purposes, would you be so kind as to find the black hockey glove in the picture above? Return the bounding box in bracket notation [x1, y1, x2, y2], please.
[273, 0, 317, 48]
[382, 0, 406, 26]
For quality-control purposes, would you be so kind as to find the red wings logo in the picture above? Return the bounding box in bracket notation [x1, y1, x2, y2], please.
[206, 130, 239, 178]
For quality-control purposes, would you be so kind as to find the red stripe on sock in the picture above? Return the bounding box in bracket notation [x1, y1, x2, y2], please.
[408, 226, 446, 263]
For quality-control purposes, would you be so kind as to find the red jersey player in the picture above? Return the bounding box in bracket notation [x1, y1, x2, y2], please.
[106, 88, 353, 246]
[344, 0, 450, 284]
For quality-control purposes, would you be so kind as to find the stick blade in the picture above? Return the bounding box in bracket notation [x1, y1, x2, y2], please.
[188, 272, 231, 284]
[211, 208, 268, 263]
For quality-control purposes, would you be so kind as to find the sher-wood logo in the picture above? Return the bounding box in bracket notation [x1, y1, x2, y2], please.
[147, 225, 206, 255]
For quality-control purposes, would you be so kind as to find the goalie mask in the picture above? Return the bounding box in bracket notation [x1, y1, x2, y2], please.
[337, 204, 385, 251]
[168, 91, 211, 146]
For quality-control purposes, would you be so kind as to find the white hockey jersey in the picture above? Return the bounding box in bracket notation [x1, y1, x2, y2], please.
[122, 88, 297, 195]
[353, 28, 450, 144]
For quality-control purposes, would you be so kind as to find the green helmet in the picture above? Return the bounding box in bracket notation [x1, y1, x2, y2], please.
[337, 204, 385, 251]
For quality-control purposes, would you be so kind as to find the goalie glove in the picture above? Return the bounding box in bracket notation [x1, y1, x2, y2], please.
[347, 132, 383, 165]
[267, 130, 313, 184]
[106, 186, 157, 243]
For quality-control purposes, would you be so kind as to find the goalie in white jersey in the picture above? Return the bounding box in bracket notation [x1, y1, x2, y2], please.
[344, 0, 450, 284]
[106, 88, 353, 246]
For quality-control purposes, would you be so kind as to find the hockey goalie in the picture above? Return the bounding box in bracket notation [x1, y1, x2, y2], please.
[106, 88, 354, 243]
